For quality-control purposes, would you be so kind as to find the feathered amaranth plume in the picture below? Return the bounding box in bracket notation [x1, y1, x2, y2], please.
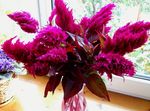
[93, 53, 135, 79]
[54, 0, 80, 34]
[79, 17, 90, 33]
[25, 61, 50, 76]
[8, 11, 39, 33]
[37, 47, 68, 63]
[2, 37, 33, 63]
[86, 4, 115, 38]
[31, 26, 67, 56]
[102, 21, 150, 55]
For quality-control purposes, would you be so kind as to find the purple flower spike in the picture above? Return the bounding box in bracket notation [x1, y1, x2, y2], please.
[0, 50, 14, 73]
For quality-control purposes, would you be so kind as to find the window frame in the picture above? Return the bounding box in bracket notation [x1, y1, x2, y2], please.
[103, 75, 150, 100]
[37, 0, 52, 26]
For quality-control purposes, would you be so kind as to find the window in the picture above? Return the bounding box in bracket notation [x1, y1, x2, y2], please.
[50, 0, 150, 100]
[37, 0, 52, 26]
[1, 0, 150, 100]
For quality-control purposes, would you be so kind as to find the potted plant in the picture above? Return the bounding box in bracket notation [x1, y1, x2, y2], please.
[0, 49, 25, 105]
[0, 49, 15, 105]
[2, 0, 150, 110]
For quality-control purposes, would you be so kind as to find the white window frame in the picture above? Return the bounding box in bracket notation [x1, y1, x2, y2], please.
[104, 75, 150, 100]
[37, 0, 52, 26]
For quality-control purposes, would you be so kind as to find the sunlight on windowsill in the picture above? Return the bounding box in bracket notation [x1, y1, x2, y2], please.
[10, 78, 130, 111]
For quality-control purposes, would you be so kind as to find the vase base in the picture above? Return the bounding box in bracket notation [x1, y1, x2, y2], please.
[0, 96, 14, 107]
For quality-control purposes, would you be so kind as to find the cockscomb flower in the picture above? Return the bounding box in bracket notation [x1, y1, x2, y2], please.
[86, 4, 115, 38]
[79, 17, 90, 33]
[38, 47, 68, 63]
[8, 11, 39, 33]
[93, 53, 135, 79]
[2, 37, 33, 63]
[34, 26, 67, 46]
[25, 62, 50, 76]
[54, 0, 80, 34]
[31, 26, 67, 56]
[102, 21, 150, 55]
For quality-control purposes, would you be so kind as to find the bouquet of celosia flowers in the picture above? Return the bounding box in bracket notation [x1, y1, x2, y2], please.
[2, 0, 150, 110]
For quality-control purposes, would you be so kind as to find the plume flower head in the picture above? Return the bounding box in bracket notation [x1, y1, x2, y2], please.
[8, 11, 39, 33]
[93, 53, 135, 79]
[102, 21, 150, 55]
[54, 0, 80, 34]
[38, 47, 68, 63]
[86, 3, 115, 38]
[25, 61, 50, 76]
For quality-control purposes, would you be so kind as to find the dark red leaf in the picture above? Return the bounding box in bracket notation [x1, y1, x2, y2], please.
[93, 44, 100, 56]
[44, 74, 62, 97]
[62, 74, 83, 102]
[88, 35, 98, 43]
[85, 74, 110, 101]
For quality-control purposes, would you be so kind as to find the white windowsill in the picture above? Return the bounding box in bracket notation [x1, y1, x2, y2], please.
[104, 75, 150, 100]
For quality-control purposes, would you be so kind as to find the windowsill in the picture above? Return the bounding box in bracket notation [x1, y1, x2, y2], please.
[0, 75, 150, 111]
[104, 75, 150, 100]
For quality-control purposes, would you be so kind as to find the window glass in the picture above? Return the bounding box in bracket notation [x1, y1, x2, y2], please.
[0, 0, 39, 43]
[38, 0, 52, 26]
[59, 0, 150, 80]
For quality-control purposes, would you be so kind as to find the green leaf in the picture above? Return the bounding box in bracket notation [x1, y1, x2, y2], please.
[85, 74, 110, 101]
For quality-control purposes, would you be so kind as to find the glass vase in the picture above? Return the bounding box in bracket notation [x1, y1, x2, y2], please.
[62, 90, 87, 111]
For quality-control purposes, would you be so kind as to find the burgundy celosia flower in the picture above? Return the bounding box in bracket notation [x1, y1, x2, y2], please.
[25, 62, 50, 76]
[93, 53, 135, 79]
[8, 11, 39, 33]
[35, 26, 67, 46]
[38, 47, 68, 63]
[54, 0, 80, 34]
[79, 17, 90, 33]
[2, 37, 33, 63]
[102, 22, 150, 55]
[32, 26, 67, 56]
[86, 4, 115, 38]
